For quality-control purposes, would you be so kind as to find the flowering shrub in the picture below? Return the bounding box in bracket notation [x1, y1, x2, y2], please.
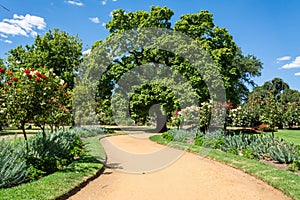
[257, 124, 274, 132]
[283, 102, 300, 128]
[174, 100, 232, 132]
[1, 66, 72, 145]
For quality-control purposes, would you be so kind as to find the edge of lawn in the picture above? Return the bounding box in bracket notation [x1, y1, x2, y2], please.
[0, 134, 111, 200]
[150, 134, 300, 200]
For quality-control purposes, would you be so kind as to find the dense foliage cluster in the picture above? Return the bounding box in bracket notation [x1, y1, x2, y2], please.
[162, 129, 300, 171]
[0, 126, 108, 188]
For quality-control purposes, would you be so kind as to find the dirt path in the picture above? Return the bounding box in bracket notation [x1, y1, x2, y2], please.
[68, 134, 292, 200]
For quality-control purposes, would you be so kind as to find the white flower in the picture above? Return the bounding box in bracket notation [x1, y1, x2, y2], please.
[20, 68, 24, 71]
[60, 79, 65, 85]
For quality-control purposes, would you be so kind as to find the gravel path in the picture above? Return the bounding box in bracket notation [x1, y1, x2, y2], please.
[68, 134, 292, 200]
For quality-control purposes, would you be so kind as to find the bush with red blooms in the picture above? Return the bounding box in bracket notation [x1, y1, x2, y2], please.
[1, 67, 72, 140]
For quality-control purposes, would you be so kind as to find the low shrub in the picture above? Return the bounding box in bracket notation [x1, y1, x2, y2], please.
[287, 160, 299, 172]
[268, 140, 298, 164]
[70, 126, 112, 138]
[258, 124, 278, 132]
[161, 132, 174, 141]
[0, 139, 28, 188]
[27, 130, 83, 176]
[194, 133, 204, 146]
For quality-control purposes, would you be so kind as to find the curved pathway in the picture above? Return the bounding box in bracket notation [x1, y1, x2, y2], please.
[69, 133, 292, 200]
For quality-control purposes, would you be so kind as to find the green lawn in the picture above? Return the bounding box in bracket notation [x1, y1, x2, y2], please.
[274, 129, 300, 145]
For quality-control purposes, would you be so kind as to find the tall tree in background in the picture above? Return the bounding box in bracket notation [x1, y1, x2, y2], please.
[87, 6, 262, 130]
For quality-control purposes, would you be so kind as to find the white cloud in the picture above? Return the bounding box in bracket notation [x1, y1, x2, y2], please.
[83, 49, 91, 55]
[102, 22, 106, 27]
[276, 56, 291, 62]
[0, 14, 46, 37]
[89, 17, 100, 24]
[0, 39, 12, 44]
[66, 0, 84, 6]
[0, 34, 8, 38]
[281, 56, 300, 69]
[4, 39, 12, 44]
[295, 72, 300, 76]
[112, 0, 117, 2]
[101, 0, 107, 5]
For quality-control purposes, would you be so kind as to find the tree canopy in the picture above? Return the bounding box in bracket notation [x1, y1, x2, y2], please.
[6, 28, 83, 89]
[82, 6, 263, 130]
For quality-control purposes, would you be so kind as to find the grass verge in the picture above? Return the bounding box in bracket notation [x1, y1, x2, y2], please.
[0, 135, 107, 200]
[150, 134, 300, 200]
[274, 129, 300, 146]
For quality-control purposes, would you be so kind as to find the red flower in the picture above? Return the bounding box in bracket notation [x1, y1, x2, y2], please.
[24, 69, 31, 74]
[35, 77, 41, 82]
[7, 71, 13, 76]
[12, 77, 18, 82]
[41, 75, 46, 80]
[0, 68, 5, 73]
[6, 81, 12, 86]
[229, 105, 233, 109]
[175, 109, 181, 116]
[35, 71, 42, 77]
[26, 74, 32, 79]
[269, 89, 273, 93]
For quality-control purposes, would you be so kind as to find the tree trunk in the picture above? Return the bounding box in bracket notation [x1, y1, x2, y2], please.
[155, 115, 168, 133]
[21, 123, 28, 153]
[41, 126, 45, 138]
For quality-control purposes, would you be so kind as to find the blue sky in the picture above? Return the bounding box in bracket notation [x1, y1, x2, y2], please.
[0, 0, 300, 91]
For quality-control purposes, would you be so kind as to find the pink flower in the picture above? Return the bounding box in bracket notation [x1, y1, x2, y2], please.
[7, 71, 13, 76]
[6, 81, 12, 86]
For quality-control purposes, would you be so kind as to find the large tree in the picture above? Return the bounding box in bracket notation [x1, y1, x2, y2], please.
[6, 28, 83, 89]
[86, 6, 262, 131]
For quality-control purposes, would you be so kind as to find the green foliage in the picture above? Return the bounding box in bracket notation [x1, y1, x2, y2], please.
[27, 130, 83, 175]
[227, 148, 238, 155]
[0, 136, 105, 200]
[161, 132, 174, 141]
[70, 126, 112, 138]
[241, 148, 258, 159]
[248, 135, 275, 159]
[268, 140, 298, 164]
[91, 6, 262, 127]
[7, 28, 82, 89]
[220, 134, 248, 152]
[194, 133, 204, 146]
[287, 160, 299, 172]
[0, 139, 28, 188]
